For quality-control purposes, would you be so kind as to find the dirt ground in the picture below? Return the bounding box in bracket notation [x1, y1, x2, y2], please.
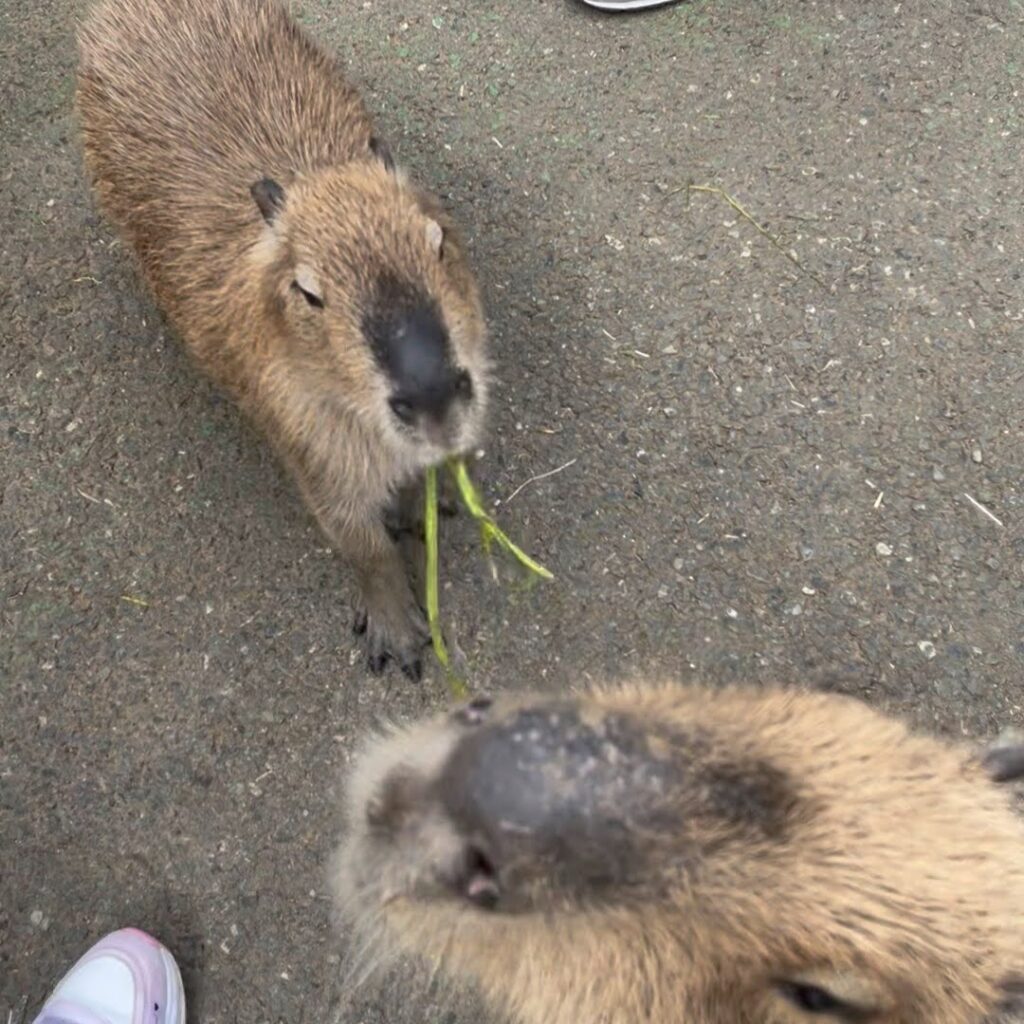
[2, 0, 1023, 1019]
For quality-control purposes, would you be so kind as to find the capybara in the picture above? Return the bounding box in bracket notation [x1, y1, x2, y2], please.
[77, 0, 490, 679]
[334, 684, 1024, 1023]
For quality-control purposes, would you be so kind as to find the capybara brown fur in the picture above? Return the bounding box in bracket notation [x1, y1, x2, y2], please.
[333, 684, 1024, 1024]
[76, 0, 490, 679]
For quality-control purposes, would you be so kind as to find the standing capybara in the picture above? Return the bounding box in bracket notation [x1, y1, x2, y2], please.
[76, 0, 490, 679]
[334, 683, 1024, 1023]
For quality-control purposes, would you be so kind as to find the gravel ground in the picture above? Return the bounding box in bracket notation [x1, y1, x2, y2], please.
[2, 0, 1023, 1020]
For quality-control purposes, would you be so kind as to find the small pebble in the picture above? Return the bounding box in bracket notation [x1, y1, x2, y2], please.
[876, 542, 893, 556]
[972, 448, 983, 464]
[30, 910, 43, 926]
[672, 557, 684, 571]
[917, 640, 937, 660]
[932, 467, 946, 482]
[802, 585, 817, 596]
[725, 607, 739, 619]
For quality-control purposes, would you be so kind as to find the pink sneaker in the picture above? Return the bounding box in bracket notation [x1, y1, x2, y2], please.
[32, 928, 185, 1024]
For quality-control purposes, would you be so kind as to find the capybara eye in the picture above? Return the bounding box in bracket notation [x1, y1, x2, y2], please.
[777, 981, 854, 1016]
[389, 397, 415, 425]
[292, 280, 324, 309]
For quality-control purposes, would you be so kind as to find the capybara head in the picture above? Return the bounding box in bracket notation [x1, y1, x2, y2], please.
[250, 148, 488, 467]
[333, 684, 1024, 1024]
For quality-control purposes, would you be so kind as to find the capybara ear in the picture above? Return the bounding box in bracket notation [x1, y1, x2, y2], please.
[250, 177, 286, 224]
[981, 744, 1024, 783]
[369, 135, 395, 174]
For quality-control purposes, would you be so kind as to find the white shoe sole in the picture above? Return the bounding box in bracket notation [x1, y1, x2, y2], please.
[580, 0, 678, 9]
[159, 945, 186, 1024]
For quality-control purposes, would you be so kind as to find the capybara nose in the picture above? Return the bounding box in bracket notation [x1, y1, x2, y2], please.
[381, 305, 472, 426]
[434, 701, 686, 908]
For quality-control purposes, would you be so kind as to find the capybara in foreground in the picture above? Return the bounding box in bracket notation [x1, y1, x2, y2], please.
[334, 683, 1024, 1024]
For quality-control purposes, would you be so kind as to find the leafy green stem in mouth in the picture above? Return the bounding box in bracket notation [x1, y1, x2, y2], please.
[424, 458, 554, 695]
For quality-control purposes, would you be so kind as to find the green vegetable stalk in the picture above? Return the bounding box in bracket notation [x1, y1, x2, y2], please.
[424, 458, 553, 693]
